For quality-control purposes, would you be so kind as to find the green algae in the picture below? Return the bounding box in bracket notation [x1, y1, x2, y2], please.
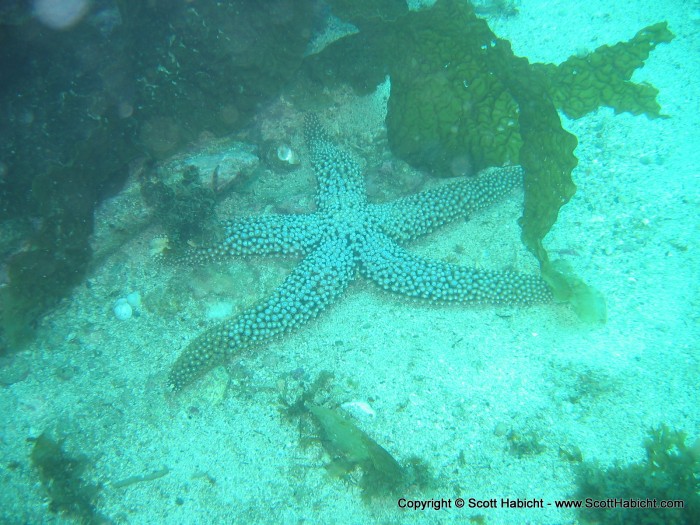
[542, 22, 674, 120]
[310, 0, 673, 318]
[575, 425, 700, 525]
[30, 432, 109, 524]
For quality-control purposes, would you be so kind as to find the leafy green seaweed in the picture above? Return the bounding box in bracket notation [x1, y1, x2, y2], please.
[542, 22, 674, 120]
[309, 0, 673, 316]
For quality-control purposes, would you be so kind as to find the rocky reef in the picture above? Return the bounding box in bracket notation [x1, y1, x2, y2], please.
[0, 1, 315, 350]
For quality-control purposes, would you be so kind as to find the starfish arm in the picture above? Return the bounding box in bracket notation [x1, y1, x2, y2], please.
[168, 238, 356, 391]
[376, 165, 524, 242]
[184, 213, 323, 264]
[304, 114, 368, 211]
[359, 233, 552, 305]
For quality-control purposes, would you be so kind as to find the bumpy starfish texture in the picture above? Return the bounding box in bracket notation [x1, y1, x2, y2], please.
[168, 115, 552, 391]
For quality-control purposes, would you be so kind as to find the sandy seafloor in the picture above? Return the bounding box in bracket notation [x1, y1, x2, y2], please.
[1, 1, 698, 524]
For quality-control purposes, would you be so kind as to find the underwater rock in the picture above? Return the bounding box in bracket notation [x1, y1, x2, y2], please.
[155, 138, 259, 194]
[122, 1, 316, 154]
[141, 139, 259, 241]
[0, 1, 314, 348]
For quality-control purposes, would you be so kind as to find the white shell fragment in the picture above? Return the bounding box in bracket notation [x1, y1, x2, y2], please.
[113, 298, 133, 321]
[276, 144, 300, 165]
[341, 400, 376, 420]
[126, 291, 142, 309]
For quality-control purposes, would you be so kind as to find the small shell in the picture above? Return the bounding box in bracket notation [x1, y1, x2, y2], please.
[113, 298, 133, 321]
[276, 144, 299, 165]
[341, 400, 376, 420]
[126, 291, 142, 309]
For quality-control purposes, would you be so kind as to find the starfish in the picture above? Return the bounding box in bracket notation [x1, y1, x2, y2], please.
[168, 115, 552, 391]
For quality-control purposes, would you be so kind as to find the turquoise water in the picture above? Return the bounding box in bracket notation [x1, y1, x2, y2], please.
[0, 1, 697, 524]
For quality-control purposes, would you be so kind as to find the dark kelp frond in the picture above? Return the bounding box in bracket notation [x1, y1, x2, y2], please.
[310, 0, 673, 320]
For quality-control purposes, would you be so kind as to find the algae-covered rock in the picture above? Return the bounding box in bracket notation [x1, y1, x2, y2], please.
[122, 1, 316, 155]
[0, 1, 315, 350]
[1, 122, 136, 352]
